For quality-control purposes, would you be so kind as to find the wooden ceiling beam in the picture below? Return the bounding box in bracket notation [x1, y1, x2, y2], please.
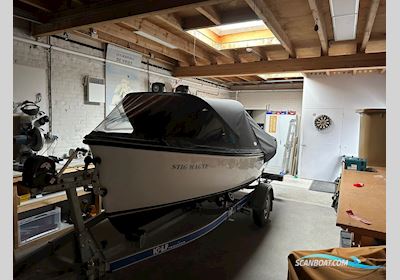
[365, 39, 386, 53]
[328, 40, 357, 56]
[230, 82, 303, 91]
[195, 6, 221, 25]
[244, 0, 295, 58]
[32, 0, 231, 36]
[18, 0, 53, 12]
[173, 52, 386, 77]
[360, 0, 381, 52]
[119, 19, 212, 64]
[95, 24, 193, 65]
[155, 14, 183, 31]
[181, 8, 258, 30]
[72, 30, 177, 66]
[307, 0, 328, 55]
[155, 14, 235, 63]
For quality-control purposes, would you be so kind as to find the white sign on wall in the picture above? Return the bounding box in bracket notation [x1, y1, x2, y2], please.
[106, 44, 142, 67]
[105, 45, 143, 114]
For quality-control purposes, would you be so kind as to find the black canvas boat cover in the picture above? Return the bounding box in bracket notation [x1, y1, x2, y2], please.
[84, 92, 276, 161]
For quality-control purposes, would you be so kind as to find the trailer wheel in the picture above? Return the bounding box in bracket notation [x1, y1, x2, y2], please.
[252, 189, 272, 227]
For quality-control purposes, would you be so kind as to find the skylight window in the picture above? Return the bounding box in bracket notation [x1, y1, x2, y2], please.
[187, 20, 280, 51]
[209, 20, 266, 36]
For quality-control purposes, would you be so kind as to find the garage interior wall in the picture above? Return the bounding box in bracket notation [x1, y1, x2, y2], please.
[237, 90, 303, 114]
[298, 73, 386, 181]
[13, 26, 230, 158]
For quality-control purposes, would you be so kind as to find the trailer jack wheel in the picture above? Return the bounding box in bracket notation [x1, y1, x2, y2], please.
[252, 187, 273, 227]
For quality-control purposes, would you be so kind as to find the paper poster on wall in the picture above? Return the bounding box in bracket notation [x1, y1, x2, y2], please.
[268, 115, 277, 133]
[105, 45, 143, 114]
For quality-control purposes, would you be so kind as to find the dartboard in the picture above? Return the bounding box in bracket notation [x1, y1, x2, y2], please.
[314, 114, 332, 130]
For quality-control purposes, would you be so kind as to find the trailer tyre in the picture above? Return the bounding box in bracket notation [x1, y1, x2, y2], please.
[252, 189, 272, 227]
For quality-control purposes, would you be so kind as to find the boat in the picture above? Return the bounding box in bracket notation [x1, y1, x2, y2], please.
[83, 92, 276, 233]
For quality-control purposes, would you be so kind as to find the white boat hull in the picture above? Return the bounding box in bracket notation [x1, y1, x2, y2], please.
[90, 145, 264, 215]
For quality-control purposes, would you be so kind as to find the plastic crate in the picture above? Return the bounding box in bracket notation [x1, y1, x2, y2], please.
[18, 207, 61, 244]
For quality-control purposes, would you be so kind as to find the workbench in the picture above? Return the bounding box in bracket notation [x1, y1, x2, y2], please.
[336, 166, 386, 246]
[13, 159, 101, 250]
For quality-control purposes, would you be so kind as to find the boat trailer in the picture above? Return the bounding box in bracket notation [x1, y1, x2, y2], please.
[14, 148, 280, 279]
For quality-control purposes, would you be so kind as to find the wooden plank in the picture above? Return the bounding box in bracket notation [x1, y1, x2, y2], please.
[155, 14, 183, 31]
[336, 167, 386, 240]
[244, 0, 295, 57]
[360, 0, 381, 52]
[230, 82, 303, 91]
[365, 39, 386, 53]
[181, 8, 258, 30]
[73, 29, 177, 66]
[96, 23, 193, 64]
[328, 40, 357, 56]
[265, 46, 289, 61]
[155, 14, 235, 63]
[296, 46, 321, 58]
[17, 187, 89, 213]
[18, 0, 53, 12]
[32, 0, 231, 36]
[173, 52, 386, 77]
[119, 19, 212, 63]
[307, 0, 328, 55]
[195, 6, 221, 25]
[13, 185, 19, 249]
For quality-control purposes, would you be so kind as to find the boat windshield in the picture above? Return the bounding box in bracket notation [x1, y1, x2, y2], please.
[92, 93, 257, 150]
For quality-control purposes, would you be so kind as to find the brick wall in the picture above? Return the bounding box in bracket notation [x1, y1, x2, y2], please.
[13, 28, 231, 157]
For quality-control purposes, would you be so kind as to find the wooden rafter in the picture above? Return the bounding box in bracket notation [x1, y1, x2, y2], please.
[328, 40, 357, 56]
[195, 6, 221, 25]
[360, 0, 381, 52]
[307, 0, 328, 55]
[155, 14, 183, 31]
[365, 39, 385, 53]
[18, 0, 52, 12]
[244, 0, 295, 57]
[181, 8, 258, 30]
[73, 30, 177, 66]
[230, 82, 303, 91]
[32, 0, 231, 36]
[119, 19, 212, 64]
[155, 14, 235, 63]
[240, 75, 264, 82]
[95, 24, 194, 65]
[173, 52, 386, 77]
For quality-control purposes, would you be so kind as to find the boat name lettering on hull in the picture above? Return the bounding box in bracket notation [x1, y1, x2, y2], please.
[172, 164, 208, 170]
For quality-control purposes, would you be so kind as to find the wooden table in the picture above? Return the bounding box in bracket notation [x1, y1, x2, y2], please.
[336, 166, 386, 246]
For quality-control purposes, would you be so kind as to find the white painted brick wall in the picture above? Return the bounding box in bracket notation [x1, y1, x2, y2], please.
[50, 49, 105, 156]
[13, 28, 231, 157]
[14, 35, 105, 157]
[238, 90, 303, 114]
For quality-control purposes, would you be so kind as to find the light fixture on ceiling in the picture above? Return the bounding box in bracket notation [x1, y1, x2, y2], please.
[329, 0, 360, 41]
[134, 31, 178, 49]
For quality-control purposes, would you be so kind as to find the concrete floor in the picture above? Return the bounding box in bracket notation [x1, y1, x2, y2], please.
[16, 177, 341, 280]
